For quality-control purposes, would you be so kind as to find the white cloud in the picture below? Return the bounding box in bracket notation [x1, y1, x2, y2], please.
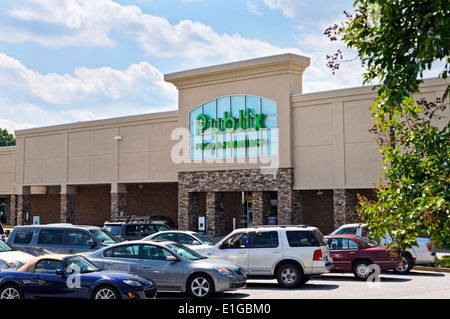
[0, 52, 178, 132]
[0, 53, 176, 105]
[1, 0, 302, 65]
[263, 0, 296, 18]
[247, 1, 264, 16]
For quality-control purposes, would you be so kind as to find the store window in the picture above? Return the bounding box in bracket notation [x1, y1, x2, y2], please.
[189, 95, 277, 160]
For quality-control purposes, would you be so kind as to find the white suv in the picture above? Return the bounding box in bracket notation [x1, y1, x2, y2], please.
[193, 225, 333, 288]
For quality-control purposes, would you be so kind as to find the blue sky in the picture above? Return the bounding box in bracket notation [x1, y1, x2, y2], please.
[0, 0, 414, 134]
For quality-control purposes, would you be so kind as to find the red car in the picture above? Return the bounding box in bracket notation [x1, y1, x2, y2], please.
[324, 235, 401, 280]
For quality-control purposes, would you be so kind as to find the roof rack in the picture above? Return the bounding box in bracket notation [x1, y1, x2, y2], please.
[109, 215, 166, 223]
[253, 225, 309, 229]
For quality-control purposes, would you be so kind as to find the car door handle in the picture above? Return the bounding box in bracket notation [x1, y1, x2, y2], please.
[350, 252, 356, 255]
[105, 261, 115, 265]
[68, 249, 75, 253]
[237, 252, 247, 254]
[142, 265, 151, 268]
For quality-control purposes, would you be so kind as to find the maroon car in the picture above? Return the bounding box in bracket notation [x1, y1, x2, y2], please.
[324, 235, 401, 280]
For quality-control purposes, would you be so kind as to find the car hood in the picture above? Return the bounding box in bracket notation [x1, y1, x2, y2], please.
[192, 246, 214, 255]
[0, 251, 34, 264]
[189, 257, 242, 270]
[84, 269, 155, 283]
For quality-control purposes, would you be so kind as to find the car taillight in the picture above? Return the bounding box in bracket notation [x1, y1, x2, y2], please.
[313, 249, 323, 261]
[426, 243, 433, 252]
[1, 235, 6, 242]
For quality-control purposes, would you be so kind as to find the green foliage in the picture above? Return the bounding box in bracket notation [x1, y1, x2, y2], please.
[358, 99, 450, 250]
[434, 255, 450, 268]
[326, 1, 450, 250]
[0, 128, 15, 147]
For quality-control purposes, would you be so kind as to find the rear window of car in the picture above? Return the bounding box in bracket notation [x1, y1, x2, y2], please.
[286, 230, 323, 247]
[13, 228, 34, 244]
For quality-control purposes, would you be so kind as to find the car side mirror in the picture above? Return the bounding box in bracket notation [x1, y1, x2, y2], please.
[55, 269, 66, 278]
[192, 240, 201, 245]
[166, 255, 178, 262]
[87, 239, 96, 247]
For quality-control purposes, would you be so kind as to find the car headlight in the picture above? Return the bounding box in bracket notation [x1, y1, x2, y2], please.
[123, 280, 143, 287]
[216, 266, 233, 276]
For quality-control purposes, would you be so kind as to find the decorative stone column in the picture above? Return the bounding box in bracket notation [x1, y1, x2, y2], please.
[178, 189, 200, 231]
[333, 189, 356, 229]
[61, 185, 76, 224]
[278, 188, 302, 225]
[111, 183, 127, 219]
[9, 194, 17, 225]
[276, 169, 302, 225]
[206, 192, 224, 236]
[16, 186, 31, 225]
[253, 191, 271, 226]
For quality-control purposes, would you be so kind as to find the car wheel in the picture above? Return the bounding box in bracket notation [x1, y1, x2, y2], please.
[353, 260, 373, 280]
[394, 253, 414, 274]
[0, 285, 23, 299]
[93, 286, 120, 299]
[188, 273, 214, 299]
[276, 263, 303, 288]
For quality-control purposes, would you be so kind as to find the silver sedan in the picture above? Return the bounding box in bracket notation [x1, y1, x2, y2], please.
[82, 239, 246, 298]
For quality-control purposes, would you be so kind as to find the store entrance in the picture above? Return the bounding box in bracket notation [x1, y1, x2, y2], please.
[0, 197, 7, 224]
[241, 192, 253, 228]
[240, 191, 278, 228]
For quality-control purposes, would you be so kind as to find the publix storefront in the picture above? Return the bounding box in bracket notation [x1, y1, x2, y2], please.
[2, 53, 447, 236]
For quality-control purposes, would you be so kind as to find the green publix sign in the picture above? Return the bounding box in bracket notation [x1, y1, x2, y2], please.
[195, 109, 264, 135]
[195, 110, 266, 151]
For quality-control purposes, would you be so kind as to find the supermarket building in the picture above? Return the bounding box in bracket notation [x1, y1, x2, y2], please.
[0, 54, 447, 236]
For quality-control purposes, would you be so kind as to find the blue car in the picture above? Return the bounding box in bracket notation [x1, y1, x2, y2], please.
[0, 254, 157, 299]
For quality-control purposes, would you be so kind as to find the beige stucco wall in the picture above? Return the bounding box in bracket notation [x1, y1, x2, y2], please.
[13, 111, 179, 192]
[291, 77, 449, 190]
[0, 147, 15, 194]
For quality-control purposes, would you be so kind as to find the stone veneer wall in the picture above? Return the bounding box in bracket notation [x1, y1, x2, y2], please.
[178, 168, 302, 236]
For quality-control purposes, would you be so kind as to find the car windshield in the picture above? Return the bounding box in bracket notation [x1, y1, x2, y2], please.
[166, 243, 207, 260]
[0, 240, 14, 252]
[89, 229, 120, 244]
[356, 236, 378, 247]
[192, 233, 215, 245]
[64, 256, 100, 273]
[103, 224, 121, 236]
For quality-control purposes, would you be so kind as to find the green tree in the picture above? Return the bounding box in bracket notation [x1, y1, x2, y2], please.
[325, 1, 450, 249]
[0, 128, 16, 147]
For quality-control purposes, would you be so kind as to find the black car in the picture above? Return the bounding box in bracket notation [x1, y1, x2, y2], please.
[104, 216, 172, 241]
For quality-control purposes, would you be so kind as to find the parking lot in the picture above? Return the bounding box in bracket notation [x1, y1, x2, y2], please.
[159, 269, 450, 299]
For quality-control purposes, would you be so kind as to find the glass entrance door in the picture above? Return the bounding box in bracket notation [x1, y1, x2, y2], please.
[241, 192, 253, 228]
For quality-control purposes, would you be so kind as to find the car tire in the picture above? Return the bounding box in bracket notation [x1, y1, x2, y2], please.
[352, 260, 374, 280]
[92, 285, 120, 299]
[276, 263, 303, 288]
[394, 253, 414, 274]
[0, 285, 23, 299]
[187, 273, 214, 299]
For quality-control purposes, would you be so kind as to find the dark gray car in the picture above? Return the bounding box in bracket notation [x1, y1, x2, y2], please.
[7, 224, 120, 256]
[83, 239, 247, 298]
